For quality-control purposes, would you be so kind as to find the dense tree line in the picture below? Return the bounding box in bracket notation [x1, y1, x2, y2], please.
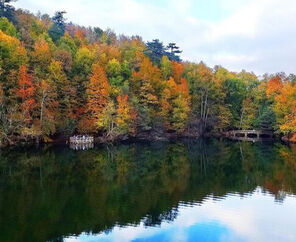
[0, 4, 295, 145]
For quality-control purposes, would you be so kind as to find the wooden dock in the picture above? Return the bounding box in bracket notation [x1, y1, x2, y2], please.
[69, 135, 94, 144]
[69, 135, 94, 150]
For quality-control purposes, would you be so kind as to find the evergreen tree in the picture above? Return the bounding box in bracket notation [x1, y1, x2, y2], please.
[144, 39, 166, 64]
[0, 0, 16, 23]
[166, 43, 182, 62]
[49, 11, 66, 42]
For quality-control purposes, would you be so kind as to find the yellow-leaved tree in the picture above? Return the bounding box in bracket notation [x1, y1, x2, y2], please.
[116, 95, 136, 135]
[273, 82, 296, 141]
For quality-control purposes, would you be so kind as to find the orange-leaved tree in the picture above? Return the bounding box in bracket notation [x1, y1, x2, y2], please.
[266, 76, 283, 98]
[172, 61, 183, 84]
[31, 38, 52, 76]
[85, 63, 110, 132]
[16, 65, 35, 127]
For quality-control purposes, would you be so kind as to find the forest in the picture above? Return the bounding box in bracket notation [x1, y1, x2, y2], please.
[0, 0, 296, 146]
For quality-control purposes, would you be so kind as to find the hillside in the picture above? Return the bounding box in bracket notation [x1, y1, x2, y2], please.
[0, 1, 296, 146]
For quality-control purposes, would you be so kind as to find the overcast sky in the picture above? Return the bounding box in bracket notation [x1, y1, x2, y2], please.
[13, 0, 296, 75]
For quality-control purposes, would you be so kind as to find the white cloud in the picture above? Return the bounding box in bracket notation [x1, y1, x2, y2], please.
[207, 2, 260, 40]
[212, 53, 257, 63]
[13, 0, 296, 75]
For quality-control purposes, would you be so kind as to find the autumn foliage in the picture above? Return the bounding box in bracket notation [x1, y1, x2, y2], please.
[266, 76, 283, 98]
[0, 9, 296, 146]
[16, 65, 35, 123]
[87, 63, 110, 115]
[273, 82, 296, 134]
[116, 95, 136, 134]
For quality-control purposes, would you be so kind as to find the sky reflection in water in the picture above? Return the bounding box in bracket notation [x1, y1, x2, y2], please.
[1, 139, 296, 242]
[66, 188, 296, 242]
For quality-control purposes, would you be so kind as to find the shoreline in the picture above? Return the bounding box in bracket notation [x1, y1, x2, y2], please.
[0, 131, 200, 148]
[2, 131, 296, 149]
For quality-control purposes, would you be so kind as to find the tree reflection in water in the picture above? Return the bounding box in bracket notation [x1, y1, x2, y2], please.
[0, 139, 295, 241]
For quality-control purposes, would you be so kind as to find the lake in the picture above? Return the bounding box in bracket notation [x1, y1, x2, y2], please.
[0, 139, 296, 242]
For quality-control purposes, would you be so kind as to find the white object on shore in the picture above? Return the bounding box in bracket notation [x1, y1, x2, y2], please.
[69, 135, 94, 144]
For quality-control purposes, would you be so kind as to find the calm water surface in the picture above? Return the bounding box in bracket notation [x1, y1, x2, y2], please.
[1, 139, 296, 242]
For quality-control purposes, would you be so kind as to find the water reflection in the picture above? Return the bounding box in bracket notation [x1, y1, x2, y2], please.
[65, 189, 296, 242]
[0, 140, 296, 241]
[69, 142, 94, 150]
